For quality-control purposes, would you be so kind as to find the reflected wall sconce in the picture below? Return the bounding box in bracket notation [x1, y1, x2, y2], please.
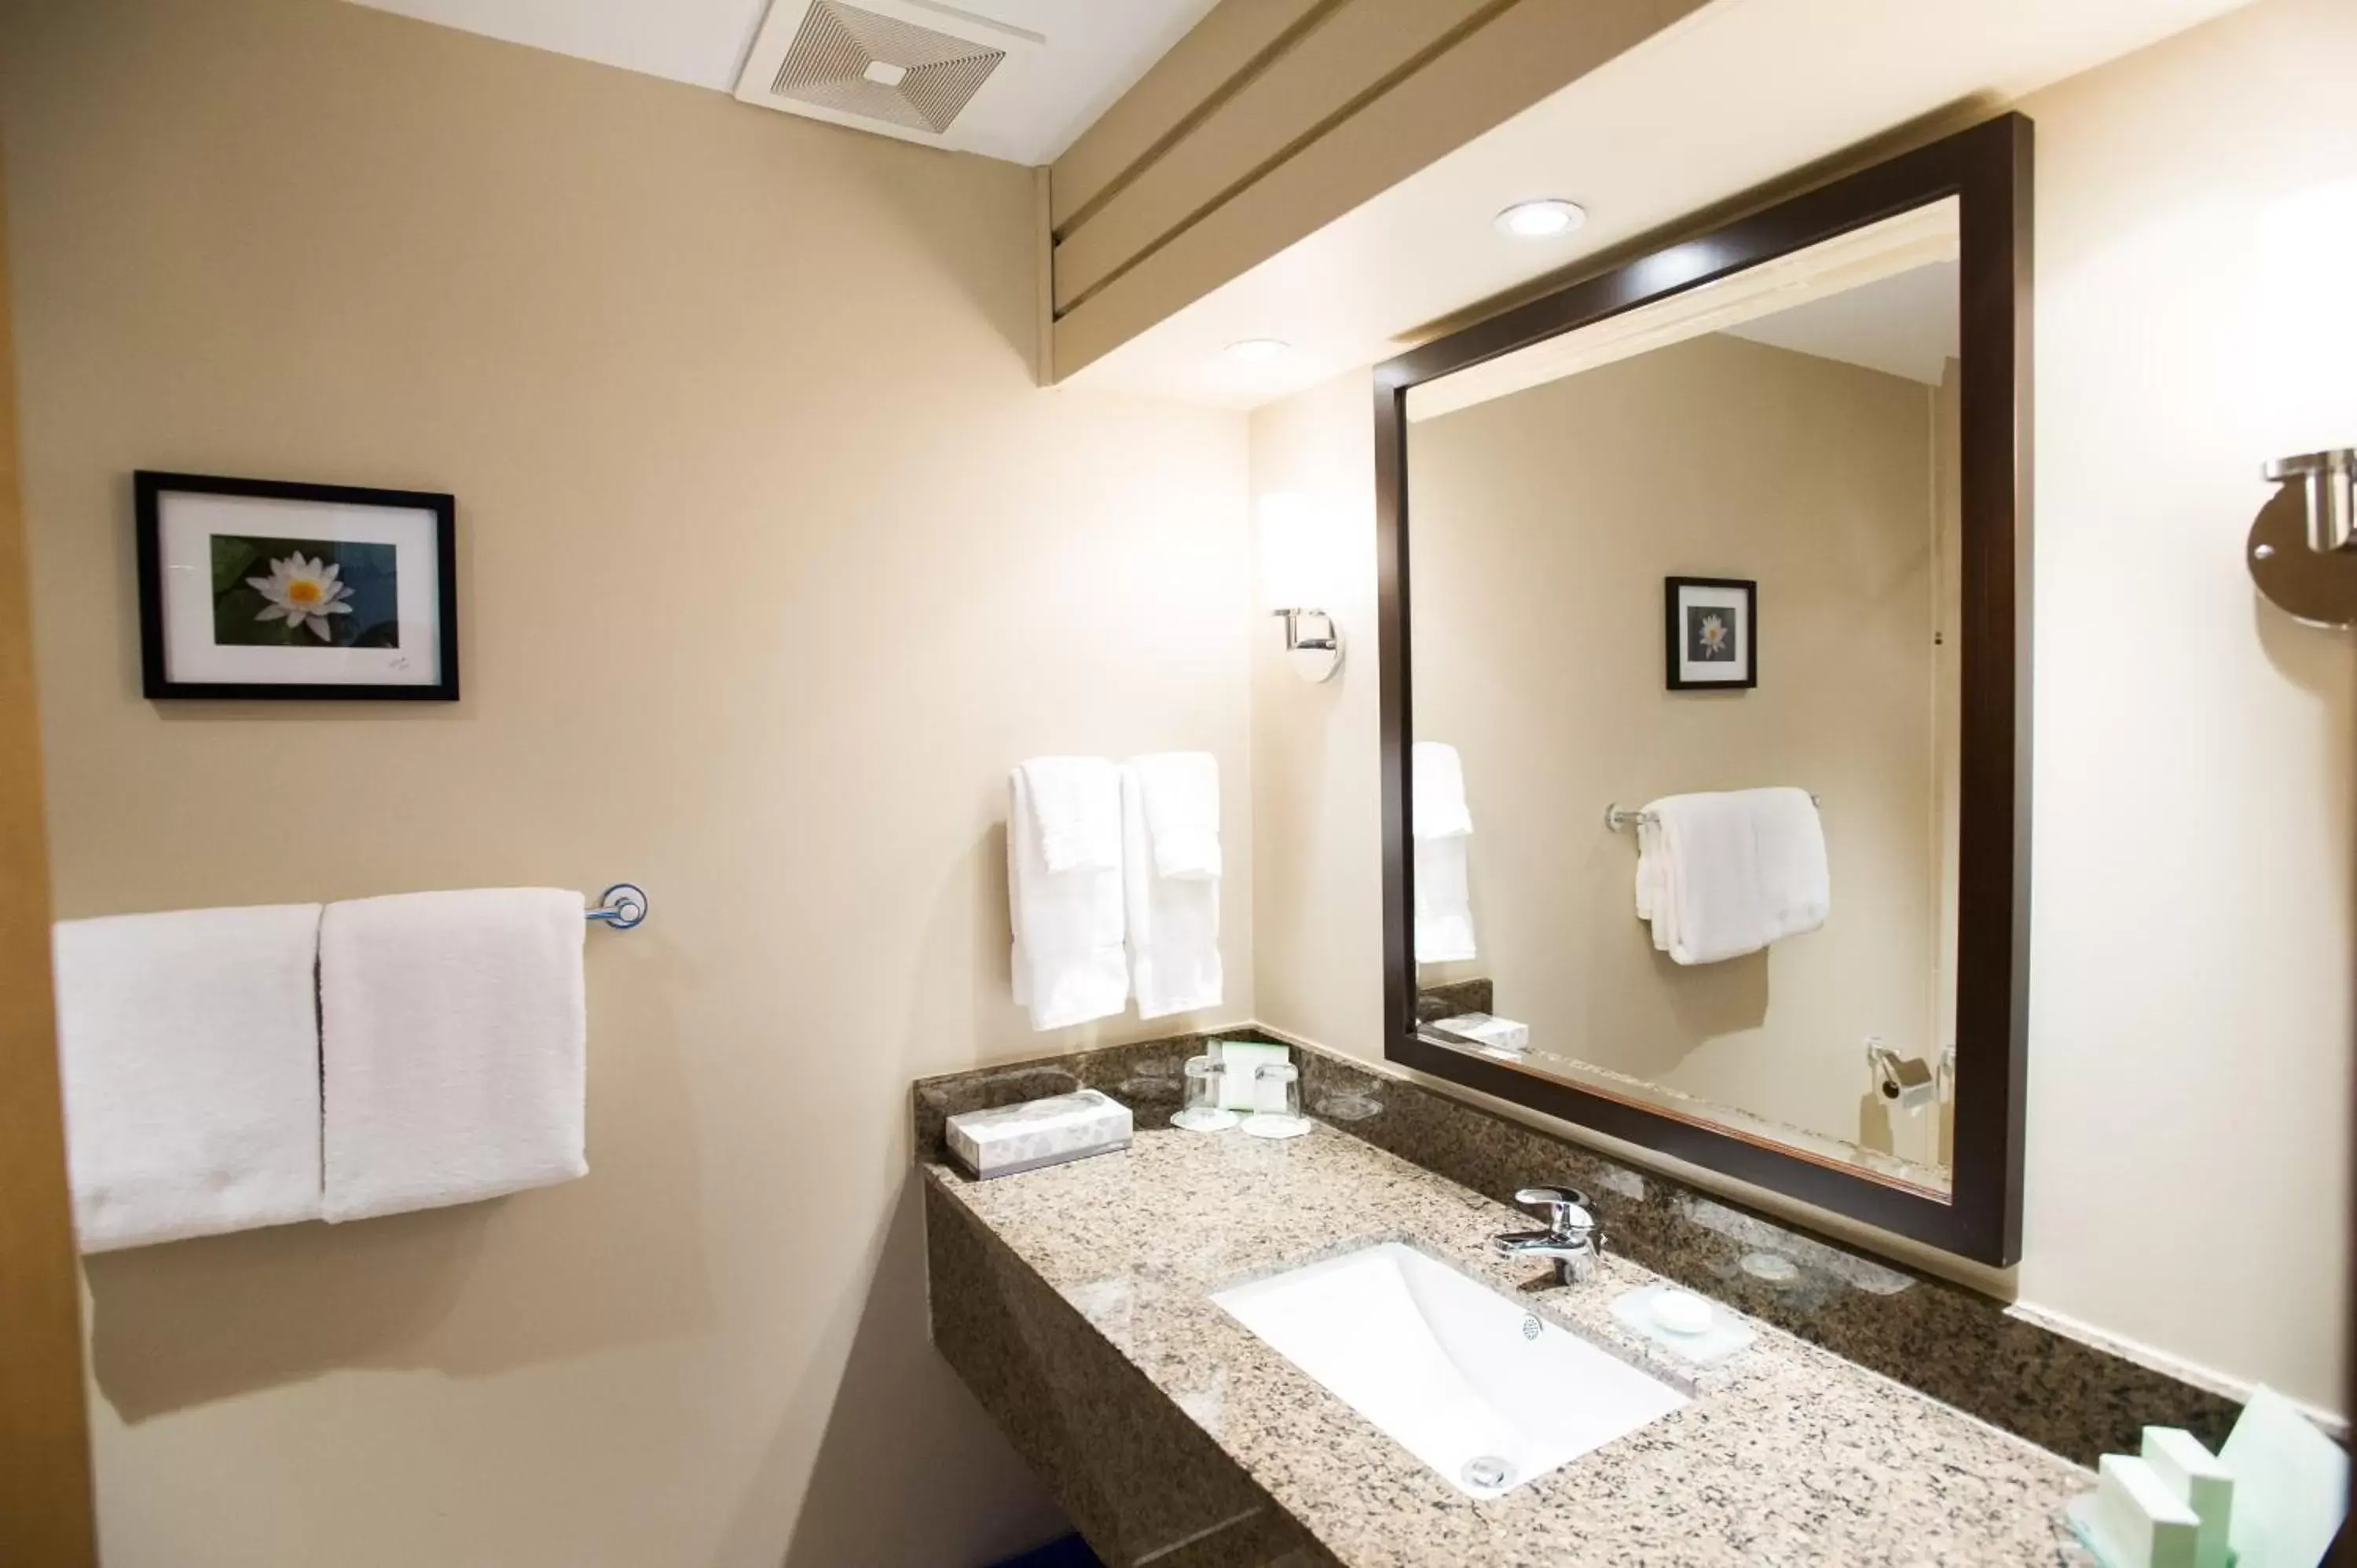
[2249, 447, 2357, 626]
[1259, 492, 1346, 683]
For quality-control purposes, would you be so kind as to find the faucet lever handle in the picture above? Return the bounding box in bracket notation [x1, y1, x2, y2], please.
[1512, 1185, 1594, 1238]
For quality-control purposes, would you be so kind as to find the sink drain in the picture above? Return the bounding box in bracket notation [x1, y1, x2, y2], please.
[1461, 1456, 1514, 1490]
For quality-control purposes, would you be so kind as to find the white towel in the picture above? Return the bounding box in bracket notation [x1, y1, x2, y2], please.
[1130, 751, 1222, 881]
[1008, 764, 1128, 1030]
[1411, 741, 1474, 839]
[53, 903, 325, 1253]
[1122, 759, 1222, 1020]
[1019, 756, 1123, 874]
[321, 888, 587, 1223]
[1410, 742, 1476, 962]
[1637, 789, 1829, 965]
[1751, 786, 1831, 940]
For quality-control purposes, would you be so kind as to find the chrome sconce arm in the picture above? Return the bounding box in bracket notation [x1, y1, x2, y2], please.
[2249, 447, 2357, 627]
[2264, 449, 2356, 555]
[1271, 607, 1343, 682]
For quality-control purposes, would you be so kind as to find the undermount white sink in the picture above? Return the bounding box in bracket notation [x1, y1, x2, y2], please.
[1211, 1242, 1688, 1498]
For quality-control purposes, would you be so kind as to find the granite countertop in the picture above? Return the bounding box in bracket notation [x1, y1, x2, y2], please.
[926, 1120, 2094, 1568]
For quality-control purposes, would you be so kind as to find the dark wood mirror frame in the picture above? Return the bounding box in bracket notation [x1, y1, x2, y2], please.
[1373, 114, 2033, 1266]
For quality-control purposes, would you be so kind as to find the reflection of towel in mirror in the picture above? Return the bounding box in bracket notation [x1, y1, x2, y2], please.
[1636, 788, 1827, 965]
[1412, 742, 1477, 962]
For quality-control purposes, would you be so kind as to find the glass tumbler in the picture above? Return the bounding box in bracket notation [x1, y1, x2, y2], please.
[1242, 1061, 1310, 1140]
[1171, 1054, 1240, 1132]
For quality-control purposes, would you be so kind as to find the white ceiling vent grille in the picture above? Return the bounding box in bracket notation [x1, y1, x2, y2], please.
[735, 0, 1044, 155]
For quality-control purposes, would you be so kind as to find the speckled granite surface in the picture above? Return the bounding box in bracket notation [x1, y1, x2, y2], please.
[915, 1035, 2239, 1468]
[1287, 1045, 2242, 1466]
[926, 1123, 2094, 1568]
[1414, 978, 1494, 1023]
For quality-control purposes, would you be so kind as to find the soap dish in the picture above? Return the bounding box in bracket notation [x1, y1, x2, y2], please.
[1609, 1282, 1757, 1365]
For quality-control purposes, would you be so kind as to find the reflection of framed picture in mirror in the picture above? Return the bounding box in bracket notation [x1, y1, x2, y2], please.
[1664, 577, 1756, 690]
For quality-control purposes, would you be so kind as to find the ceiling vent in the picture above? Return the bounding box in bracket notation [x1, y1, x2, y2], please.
[735, 0, 1043, 152]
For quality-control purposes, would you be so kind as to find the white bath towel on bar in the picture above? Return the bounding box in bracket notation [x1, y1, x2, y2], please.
[321, 888, 588, 1223]
[1008, 763, 1128, 1030]
[1122, 757, 1222, 1020]
[1130, 750, 1222, 881]
[52, 903, 325, 1253]
[1411, 742, 1477, 962]
[1637, 789, 1828, 965]
[1750, 786, 1830, 940]
[1410, 740, 1474, 840]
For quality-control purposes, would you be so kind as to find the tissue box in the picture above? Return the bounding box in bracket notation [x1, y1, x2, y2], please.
[1431, 1013, 1530, 1056]
[947, 1090, 1133, 1179]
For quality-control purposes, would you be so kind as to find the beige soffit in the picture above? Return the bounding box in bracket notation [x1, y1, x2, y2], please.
[1047, 0, 1714, 380]
[1406, 198, 1961, 422]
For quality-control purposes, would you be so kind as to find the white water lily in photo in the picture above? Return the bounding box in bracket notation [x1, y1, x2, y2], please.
[247, 552, 355, 640]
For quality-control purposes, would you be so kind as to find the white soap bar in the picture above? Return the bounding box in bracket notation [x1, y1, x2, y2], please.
[947, 1089, 1132, 1179]
[1609, 1282, 1756, 1365]
[2095, 1454, 2201, 1568]
[2140, 1427, 2233, 1568]
[1431, 1013, 1530, 1055]
[1650, 1288, 1714, 1336]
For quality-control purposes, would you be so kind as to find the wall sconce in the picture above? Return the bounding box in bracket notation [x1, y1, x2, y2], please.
[1259, 492, 1345, 683]
[2249, 447, 2357, 626]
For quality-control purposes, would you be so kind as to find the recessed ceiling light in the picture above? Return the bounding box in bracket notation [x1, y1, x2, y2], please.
[1225, 338, 1291, 365]
[1495, 199, 1587, 239]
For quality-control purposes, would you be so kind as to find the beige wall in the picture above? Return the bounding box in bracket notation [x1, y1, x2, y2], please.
[1252, 0, 2356, 1414]
[1, 2, 1254, 1565]
[1408, 332, 1941, 1156]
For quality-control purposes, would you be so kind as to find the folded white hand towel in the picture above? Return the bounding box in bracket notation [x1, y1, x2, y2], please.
[52, 903, 325, 1253]
[1122, 762, 1222, 1020]
[321, 888, 588, 1223]
[1750, 786, 1831, 940]
[1636, 789, 1830, 965]
[1019, 756, 1123, 874]
[1410, 742, 1476, 962]
[1414, 835, 1478, 962]
[1646, 793, 1769, 965]
[1640, 820, 1678, 952]
[1130, 751, 1222, 881]
[1009, 765, 1129, 1030]
[1410, 742, 1474, 840]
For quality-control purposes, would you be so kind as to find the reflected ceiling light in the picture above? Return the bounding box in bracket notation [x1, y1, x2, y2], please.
[1495, 199, 1587, 239]
[1225, 338, 1291, 365]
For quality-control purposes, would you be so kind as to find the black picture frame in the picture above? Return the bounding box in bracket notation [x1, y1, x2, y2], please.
[134, 471, 460, 702]
[1663, 576, 1758, 691]
[1373, 114, 2033, 1266]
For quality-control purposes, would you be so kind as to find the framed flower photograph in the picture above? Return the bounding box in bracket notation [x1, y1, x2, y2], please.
[134, 471, 459, 701]
[1664, 576, 1757, 691]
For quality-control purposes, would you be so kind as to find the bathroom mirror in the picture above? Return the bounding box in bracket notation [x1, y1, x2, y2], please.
[1375, 116, 2031, 1265]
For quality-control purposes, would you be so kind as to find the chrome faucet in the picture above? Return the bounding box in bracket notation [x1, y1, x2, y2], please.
[1494, 1185, 1604, 1285]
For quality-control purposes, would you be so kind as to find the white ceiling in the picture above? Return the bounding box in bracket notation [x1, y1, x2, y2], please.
[1723, 260, 1961, 386]
[1073, 0, 2256, 408]
[343, 0, 1219, 164]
